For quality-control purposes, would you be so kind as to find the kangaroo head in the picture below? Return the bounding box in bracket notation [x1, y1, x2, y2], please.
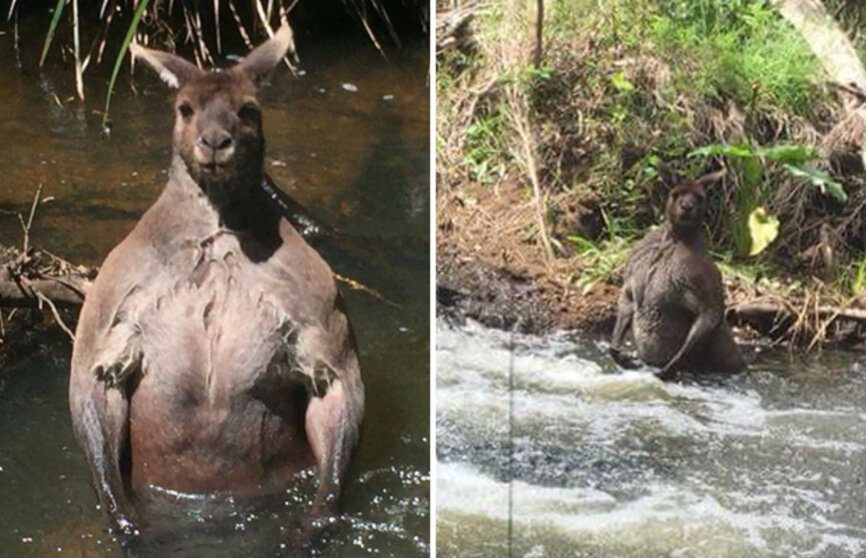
[131, 25, 295, 197]
[665, 169, 724, 235]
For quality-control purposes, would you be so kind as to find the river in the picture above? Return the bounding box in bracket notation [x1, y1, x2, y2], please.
[437, 319, 866, 558]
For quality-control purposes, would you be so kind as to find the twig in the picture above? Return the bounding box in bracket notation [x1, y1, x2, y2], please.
[72, 0, 84, 100]
[507, 87, 554, 263]
[21, 184, 43, 256]
[343, 0, 389, 62]
[35, 291, 75, 341]
[227, 0, 254, 50]
[534, 0, 543, 67]
[253, 0, 298, 73]
[333, 272, 400, 308]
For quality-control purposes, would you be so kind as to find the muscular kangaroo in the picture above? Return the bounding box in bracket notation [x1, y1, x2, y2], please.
[69, 24, 364, 535]
[610, 172, 744, 378]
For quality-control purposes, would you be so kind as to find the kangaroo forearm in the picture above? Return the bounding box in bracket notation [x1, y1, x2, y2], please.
[663, 311, 720, 372]
[73, 381, 135, 532]
[611, 291, 634, 350]
[305, 378, 362, 516]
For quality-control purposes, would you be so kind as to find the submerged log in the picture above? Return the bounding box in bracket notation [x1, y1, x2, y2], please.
[731, 298, 866, 348]
[0, 246, 93, 308]
[0, 246, 94, 340]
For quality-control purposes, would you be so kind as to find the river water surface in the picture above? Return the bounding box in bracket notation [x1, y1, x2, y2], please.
[0, 21, 429, 558]
[437, 320, 866, 558]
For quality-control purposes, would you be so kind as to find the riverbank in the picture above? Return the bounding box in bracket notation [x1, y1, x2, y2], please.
[437, 177, 866, 350]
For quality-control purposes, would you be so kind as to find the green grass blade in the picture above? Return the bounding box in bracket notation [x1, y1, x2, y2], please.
[39, 0, 67, 67]
[102, 0, 151, 127]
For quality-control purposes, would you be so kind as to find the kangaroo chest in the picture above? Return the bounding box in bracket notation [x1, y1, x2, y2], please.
[631, 243, 697, 351]
[133, 231, 307, 404]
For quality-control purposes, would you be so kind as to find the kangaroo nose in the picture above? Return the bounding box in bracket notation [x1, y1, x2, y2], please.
[197, 131, 233, 152]
[195, 130, 235, 166]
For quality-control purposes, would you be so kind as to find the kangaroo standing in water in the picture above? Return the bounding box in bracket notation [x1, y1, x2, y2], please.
[69, 24, 364, 535]
[610, 172, 744, 378]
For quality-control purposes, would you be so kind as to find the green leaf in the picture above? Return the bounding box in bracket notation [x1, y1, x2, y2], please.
[747, 207, 780, 256]
[103, 0, 151, 127]
[742, 157, 762, 188]
[566, 235, 597, 253]
[610, 72, 635, 92]
[757, 144, 818, 165]
[689, 143, 754, 159]
[783, 164, 847, 203]
[39, 0, 67, 67]
[853, 258, 866, 295]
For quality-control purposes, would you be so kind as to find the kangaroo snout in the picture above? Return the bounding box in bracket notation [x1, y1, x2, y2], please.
[195, 129, 235, 166]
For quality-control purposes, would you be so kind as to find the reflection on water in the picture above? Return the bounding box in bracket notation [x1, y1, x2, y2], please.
[0, 22, 429, 558]
[437, 320, 866, 558]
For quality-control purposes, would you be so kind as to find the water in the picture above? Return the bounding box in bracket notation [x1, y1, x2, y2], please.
[0, 22, 429, 558]
[437, 320, 866, 558]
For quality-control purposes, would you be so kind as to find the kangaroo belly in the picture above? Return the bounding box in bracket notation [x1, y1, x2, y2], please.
[127, 254, 315, 495]
[633, 304, 691, 366]
[129, 384, 314, 495]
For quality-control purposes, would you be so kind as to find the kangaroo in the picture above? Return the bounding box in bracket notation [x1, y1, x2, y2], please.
[68, 24, 364, 535]
[610, 171, 744, 378]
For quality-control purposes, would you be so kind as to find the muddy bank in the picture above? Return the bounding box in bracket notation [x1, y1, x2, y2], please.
[436, 181, 618, 336]
[437, 243, 617, 336]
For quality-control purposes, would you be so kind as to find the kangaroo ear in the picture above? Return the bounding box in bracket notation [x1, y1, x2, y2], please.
[130, 44, 203, 88]
[236, 23, 296, 85]
[695, 168, 726, 189]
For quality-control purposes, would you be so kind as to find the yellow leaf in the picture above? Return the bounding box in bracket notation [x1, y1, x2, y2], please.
[748, 207, 780, 256]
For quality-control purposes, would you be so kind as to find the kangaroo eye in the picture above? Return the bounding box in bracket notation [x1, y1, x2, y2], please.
[178, 103, 194, 119]
[238, 102, 261, 121]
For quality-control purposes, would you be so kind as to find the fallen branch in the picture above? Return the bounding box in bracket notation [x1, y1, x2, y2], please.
[732, 300, 866, 323]
[731, 298, 866, 348]
[35, 290, 76, 340]
[0, 268, 90, 308]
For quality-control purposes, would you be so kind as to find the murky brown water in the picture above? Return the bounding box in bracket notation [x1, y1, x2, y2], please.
[0, 19, 429, 558]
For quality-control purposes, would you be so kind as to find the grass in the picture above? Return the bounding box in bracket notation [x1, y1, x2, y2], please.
[463, 113, 508, 186]
[646, 1, 825, 116]
[565, 233, 633, 295]
[548, 0, 828, 116]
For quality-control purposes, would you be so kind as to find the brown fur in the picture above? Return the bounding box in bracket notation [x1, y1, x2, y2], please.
[610, 172, 745, 377]
[69, 25, 364, 535]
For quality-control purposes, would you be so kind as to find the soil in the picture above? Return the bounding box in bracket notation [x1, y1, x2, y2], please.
[436, 180, 618, 335]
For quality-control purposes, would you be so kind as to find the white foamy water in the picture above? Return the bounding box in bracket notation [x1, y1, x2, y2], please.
[436, 320, 866, 558]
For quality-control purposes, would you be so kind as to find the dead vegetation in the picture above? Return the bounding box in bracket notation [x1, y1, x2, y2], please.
[0, 187, 95, 363]
[437, 0, 866, 348]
